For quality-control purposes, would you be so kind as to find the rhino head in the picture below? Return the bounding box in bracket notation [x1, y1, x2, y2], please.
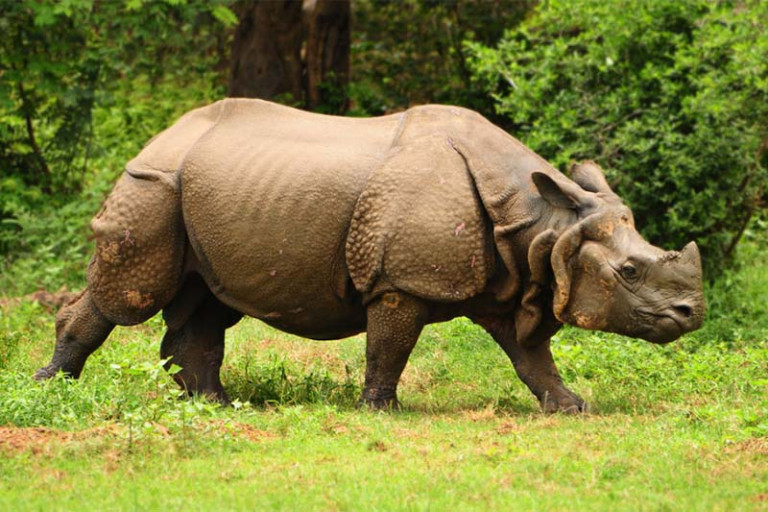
[534, 162, 705, 344]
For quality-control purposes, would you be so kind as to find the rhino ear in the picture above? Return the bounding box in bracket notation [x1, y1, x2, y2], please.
[532, 172, 594, 211]
[570, 161, 616, 196]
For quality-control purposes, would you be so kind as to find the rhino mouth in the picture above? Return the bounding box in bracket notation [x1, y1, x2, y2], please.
[635, 309, 689, 344]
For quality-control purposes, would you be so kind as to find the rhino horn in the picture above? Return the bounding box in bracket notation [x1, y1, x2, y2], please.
[661, 241, 702, 271]
[679, 241, 701, 268]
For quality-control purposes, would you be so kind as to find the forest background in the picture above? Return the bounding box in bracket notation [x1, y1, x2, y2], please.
[1, 0, 766, 287]
[0, 1, 767, 509]
[1, 0, 767, 286]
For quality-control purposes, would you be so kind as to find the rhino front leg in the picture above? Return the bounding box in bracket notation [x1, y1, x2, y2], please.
[362, 292, 429, 410]
[473, 317, 586, 414]
[35, 289, 115, 380]
[161, 275, 242, 404]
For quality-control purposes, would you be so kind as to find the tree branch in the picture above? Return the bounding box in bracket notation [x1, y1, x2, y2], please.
[17, 80, 52, 194]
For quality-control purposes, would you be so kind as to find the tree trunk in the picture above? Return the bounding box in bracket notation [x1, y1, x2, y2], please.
[227, 0, 349, 113]
[17, 80, 52, 194]
[306, 0, 350, 113]
[228, 0, 304, 102]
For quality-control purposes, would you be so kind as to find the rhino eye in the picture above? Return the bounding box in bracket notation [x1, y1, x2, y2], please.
[620, 263, 638, 281]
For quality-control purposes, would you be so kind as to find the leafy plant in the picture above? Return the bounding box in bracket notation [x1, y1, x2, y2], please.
[226, 355, 360, 408]
[0, 0, 237, 253]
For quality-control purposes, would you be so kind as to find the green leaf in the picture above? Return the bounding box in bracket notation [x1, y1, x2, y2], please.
[167, 364, 183, 376]
[210, 5, 238, 27]
[125, 0, 144, 11]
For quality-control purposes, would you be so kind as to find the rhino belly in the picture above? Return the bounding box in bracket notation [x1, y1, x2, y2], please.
[181, 151, 377, 340]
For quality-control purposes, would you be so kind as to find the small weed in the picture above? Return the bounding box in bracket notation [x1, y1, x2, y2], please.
[226, 355, 360, 408]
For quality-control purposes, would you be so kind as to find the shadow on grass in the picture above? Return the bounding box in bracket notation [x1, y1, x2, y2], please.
[225, 358, 361, 409]
[223, 361, 549, 416]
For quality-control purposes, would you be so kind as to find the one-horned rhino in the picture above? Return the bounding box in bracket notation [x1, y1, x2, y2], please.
[35, 99, 705, 413]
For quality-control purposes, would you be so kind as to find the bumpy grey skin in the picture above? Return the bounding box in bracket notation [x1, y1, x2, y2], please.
[35, 99, 705, 412]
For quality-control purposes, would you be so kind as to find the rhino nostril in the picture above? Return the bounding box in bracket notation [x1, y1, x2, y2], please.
[673, 304, 693, 319]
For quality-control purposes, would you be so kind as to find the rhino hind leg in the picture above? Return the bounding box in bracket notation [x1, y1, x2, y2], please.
[36, 171, 187, 382]
[473, 316, 586, 414]
[34, 289, 115, 380]
[361, 292, 429, 410]
[87, 171, 186, 326]
[160, 274, 243, 403]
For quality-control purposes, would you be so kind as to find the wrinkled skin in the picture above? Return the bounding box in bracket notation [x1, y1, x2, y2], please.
[35, 99, 705, 413]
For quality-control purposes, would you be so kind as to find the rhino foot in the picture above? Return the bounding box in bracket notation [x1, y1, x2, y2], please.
[35, 289, 115, 384]
[33, 364, 64, 381]
[360, 387, 401, 411]
[186, 388, 231, 406]
[359, 398, 402, 411]
[540, 389, 588, 414]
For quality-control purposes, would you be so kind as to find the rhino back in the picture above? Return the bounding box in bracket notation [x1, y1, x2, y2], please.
[180, 99, 401, 337]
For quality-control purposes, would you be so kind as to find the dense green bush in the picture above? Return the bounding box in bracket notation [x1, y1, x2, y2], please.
[467, 0, 767, 276]
[0, 0, 236, 254]
[350, 0, 534, 115]
[0, 73, 231, 295]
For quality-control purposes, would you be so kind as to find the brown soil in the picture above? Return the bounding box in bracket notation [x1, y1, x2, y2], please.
[0, 425, 115, 455]
[726, 437, 768, 456]
[28, 288, 79, 310]
[206, 420, 277, 442]
[0, 288, 79, 312]
[1, 420, 276, 456]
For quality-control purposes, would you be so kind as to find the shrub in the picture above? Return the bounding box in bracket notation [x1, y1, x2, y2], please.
[0, 0, 236, 254]
[466, 0, 767, 276]
[349, 0, 534, 115]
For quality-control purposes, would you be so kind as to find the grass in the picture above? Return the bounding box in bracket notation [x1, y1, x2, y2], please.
[1, 246, 767, 511]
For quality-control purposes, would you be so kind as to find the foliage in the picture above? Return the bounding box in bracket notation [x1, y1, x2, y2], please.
[0, 0, 236, 253]
[349, 0, 535, 116]
[466, 0, 768, 276]
[0, 71, 229, 295]
[698, 217, 768, 342]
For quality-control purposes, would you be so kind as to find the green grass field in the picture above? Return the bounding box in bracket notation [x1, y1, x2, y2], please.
[1, 241, 767, 510]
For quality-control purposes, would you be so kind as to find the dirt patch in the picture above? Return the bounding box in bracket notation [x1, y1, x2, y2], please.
[206, 420, 276, 442]
[726, 438, 768, 456]
[392, 427, 429, 440]
[0, 427, 62, 454]
[0, 425, 116, 455]
[0, 288, 79, 312]
[230, 423, 275, 442]
[496, 420, 523, 436]
[1, 421, 276, 456]
[367, 440, 388, 452]
[461, 406, 498, 422]
[30, 288, 79, 310]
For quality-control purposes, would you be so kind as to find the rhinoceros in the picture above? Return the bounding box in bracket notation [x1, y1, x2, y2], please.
[35, 99, 705, 413]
